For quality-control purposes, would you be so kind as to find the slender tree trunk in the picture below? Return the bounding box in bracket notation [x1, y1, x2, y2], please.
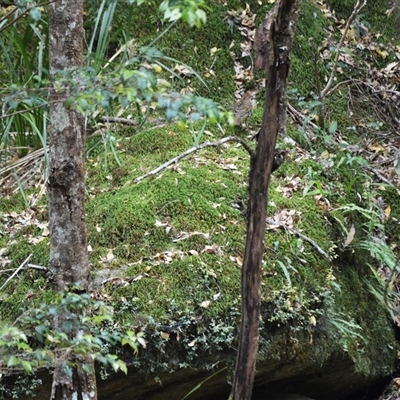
[48, 1, 96, 398]
[229, 1, 301, 399]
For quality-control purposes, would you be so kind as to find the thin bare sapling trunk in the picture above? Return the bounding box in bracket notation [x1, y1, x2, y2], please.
[48, 0, 96, 398]
[229, 1, 301, 399]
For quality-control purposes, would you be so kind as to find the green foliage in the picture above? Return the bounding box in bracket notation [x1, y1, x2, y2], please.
[0, 287, 145, 376]
[0, 7, 48, 156]
[86, 0, 118, 72]
[0, 374, 42, 400]
[0, 0, 398, 387]
[159, 0, 209, 28]
[0, 0, 232, 159]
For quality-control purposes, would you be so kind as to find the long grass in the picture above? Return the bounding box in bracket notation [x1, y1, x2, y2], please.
[0, 20, 48, 157]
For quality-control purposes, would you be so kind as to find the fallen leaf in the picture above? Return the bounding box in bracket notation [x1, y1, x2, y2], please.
[210, 47, 219, 56]
[309, 316, 317, 326]
[375, 48, 389, 59]
[200, 300, 211, 308]
[160, 331, 170, 340]
[369, 142, 385, 152]
[343, 224, 355, 247]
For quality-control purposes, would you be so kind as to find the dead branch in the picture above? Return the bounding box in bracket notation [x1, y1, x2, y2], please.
[266, 219, 331, 260]
[1, 264, 48, 273]
[133, 136, 254, 184]
[99, 116, 167, 126]
[346, 78, 400, 132]
[0, 100, 60, 120]
[0, 1, 56, 35]
[320, 0, 367, 99]
[99, 116, 141, 126]
[27, 264, 48, 271]
[230, 1, 301, 399]
[0, 254, 32, 291]
[367, 167, 399, 189]
[287, 102, 319, 130]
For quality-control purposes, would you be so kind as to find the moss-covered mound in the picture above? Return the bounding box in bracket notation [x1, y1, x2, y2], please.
[1, 0, 400, 398]
[1, 125, 397, 398]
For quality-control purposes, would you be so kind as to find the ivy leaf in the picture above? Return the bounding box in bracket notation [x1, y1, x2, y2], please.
[29, 8, 41, 21]
[6, 355, 20, 367]
[20, 360, 33, 374]
[328, 120, 337, 134]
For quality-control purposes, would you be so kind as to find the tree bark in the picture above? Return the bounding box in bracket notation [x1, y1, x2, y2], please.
[229, 1, 301, 399]
[48, 1, 96, 398]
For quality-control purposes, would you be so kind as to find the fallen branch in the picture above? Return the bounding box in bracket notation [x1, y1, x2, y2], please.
[287, 102, 319, 130]
[0, 264, 47, 273]
[367, 167, 399, 190]
[99, 116, 140, 126]
[266, 219, 331, 260]
[27, 263, 48, 271]
[133, 136, 254, 184]
[0, 254, 32, 291]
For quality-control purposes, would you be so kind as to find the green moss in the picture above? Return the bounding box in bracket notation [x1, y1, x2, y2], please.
[86, 129, 249, 264]
[0, 266, 48, 322]
[0, 0, 397, 379]
[111, 254, 241, 324]
[0, 119, 396, 376]
[326, 0, 399, 40]
[81, 0, 277, 105]
[84, 121, 386, 372]
[0, 194, 27, 214]
[289, 0, 328, 97]
[2, 238, 49, 270]
[333, 267, 395, 375]
[0, 233, 50, 321]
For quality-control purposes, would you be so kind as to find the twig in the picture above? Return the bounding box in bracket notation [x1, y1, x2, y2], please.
[0, 264, 47, 273]
[0, 1, 56, 35]
[0, 100, 60, 120]
[133, 136, 254, 184]
[99, 116, 140, 126]
[27, 264, 48, 271]
[0, 254, 32, 291]
[324, 79, 354, 98]
[287, 102, 319, 130]
[367, 167, 399, 190]
[266, 219, 331, 260]
[0, 147, 45, 176]
[319, 0, 367, 99]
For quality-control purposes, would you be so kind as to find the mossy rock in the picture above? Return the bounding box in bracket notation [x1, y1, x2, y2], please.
[1, 1, 400, 397]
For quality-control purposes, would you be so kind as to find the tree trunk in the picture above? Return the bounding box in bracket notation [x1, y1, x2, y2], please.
[48, 1, 96, 398]
[229, 1, 301, 399]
